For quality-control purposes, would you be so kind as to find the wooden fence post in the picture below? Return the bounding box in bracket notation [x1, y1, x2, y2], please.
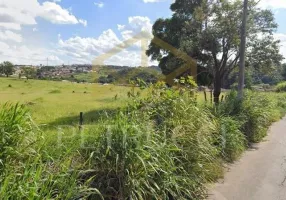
[79, 112, 83, 130]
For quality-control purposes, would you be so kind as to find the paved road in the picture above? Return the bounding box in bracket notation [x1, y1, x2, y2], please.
[208, 117, 286, 200]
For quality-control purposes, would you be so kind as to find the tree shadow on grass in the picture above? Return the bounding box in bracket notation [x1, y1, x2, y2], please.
[43, 108, 119, 130]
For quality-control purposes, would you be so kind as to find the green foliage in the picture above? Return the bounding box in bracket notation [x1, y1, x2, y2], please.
[0, 103, 33, 173]
[276, 81, 286, 92]
[98, 75, 115, 84]
[218, 117, 246, 162]
[79, 113, 209, 199]
[0, 157, 79, 200]
[106, 67, 162, 84]
[147, 0, 283, 102]
[218, 91, 283, 143]
[0, 103, 80, 199]
[0, 61, 14, 77]
[22, 67, 37, 80]
[1, 84, 286, 199]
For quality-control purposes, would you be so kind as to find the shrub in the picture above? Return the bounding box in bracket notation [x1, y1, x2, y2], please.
[276, 82, 286, 92]
[218, 90, 283, 143]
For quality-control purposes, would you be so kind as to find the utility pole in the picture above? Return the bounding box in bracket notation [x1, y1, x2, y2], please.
[238, 0, 248, 99]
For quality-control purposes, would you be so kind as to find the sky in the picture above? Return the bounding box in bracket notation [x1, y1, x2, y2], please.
[0, 0, 285, 66]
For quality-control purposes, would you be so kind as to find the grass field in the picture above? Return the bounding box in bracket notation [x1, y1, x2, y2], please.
[2, 76, 286, 199]
[0, 78, 210, 127]
[0, 78, 131, 126]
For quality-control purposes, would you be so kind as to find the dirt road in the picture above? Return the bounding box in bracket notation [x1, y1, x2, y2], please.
[208, 117, 286, 200]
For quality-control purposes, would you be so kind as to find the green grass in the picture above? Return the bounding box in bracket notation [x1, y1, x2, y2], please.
[0, 78, 210, 126]
[2, 77, 286, 199]
[0, 78, 131, 125]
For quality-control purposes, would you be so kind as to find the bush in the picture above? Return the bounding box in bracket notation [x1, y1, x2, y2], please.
[276, 82, 286, 92]
[218, 90, 283, 143]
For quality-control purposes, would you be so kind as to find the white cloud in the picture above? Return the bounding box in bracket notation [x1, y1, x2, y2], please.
[0, 23, 21, 30]
[117, 24, 125, 31]
[258, 0, 286, 9]
[58, 29, 121, 59]
[0, 0, 87, 66]
[143, 0, 166, 3]
[118, 16, 152, 40]
[0, 0, 87, 31]
[40, 2, 86, 25]
[0, 41, 63, 65]
[79, 19, 87, 27]
[0, 30, 22, 43]
[94, 2, 104, 8]
[57, 16, 156, 66]
[0, 14, 155, 66]
[32, 28, 38, 32]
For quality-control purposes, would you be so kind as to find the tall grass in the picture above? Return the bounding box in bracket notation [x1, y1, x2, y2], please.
[1, 85, 286, 199]
[79, 113, 207, 199]
[218, 91, 283, 143]
[0, 103, 34, 174]
[0, 103, 80, 199]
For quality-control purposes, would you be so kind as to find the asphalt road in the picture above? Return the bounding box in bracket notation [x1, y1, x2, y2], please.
[208, 117, 286, 200]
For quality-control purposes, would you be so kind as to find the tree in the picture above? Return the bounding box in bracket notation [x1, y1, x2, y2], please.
[147, 0, 283, 103]
[0, 61, 14, 77]
[22, 67, 36, 80]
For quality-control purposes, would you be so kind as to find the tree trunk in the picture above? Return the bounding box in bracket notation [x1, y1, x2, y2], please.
[213, 72, 221, 104]
[6, 74, 8, 77]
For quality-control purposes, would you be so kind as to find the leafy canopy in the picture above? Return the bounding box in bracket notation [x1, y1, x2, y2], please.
[147, 0, 283, 101]
[0, 61, 14, 77]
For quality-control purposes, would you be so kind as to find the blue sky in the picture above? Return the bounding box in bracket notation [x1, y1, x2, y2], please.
[0, 0, 285, 66]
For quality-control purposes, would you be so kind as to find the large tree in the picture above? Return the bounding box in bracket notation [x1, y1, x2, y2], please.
[147, 0, 283, 103]
[0, 61, 14, 77]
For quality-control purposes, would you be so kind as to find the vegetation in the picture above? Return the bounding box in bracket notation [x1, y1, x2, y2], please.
[22, 67, 37, 80]
[0, 61, 14, 77]
[0, 78, 131, 124]
[276, 81, 286, 92]
[1, 77, 286, 199]
[96, 67, 162, 84]
[1, 0, 286, 199]
[147, 0, 283, 103]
